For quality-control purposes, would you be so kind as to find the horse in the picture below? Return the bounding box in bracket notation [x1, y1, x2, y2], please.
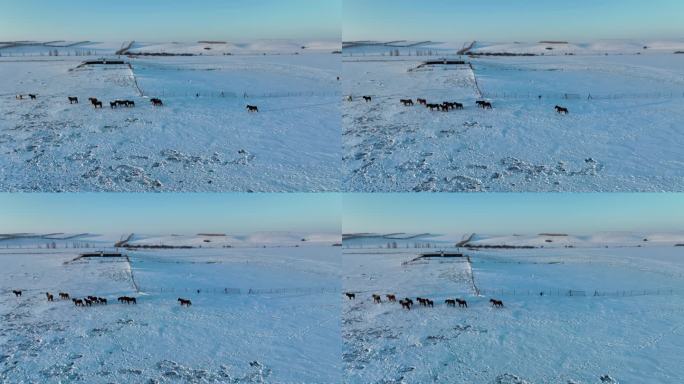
[386, 294, 397, 302]
[416, 98, 427, 106]
[59, 292, 70, 300]
[12, 290, 22, 297]
[93, 100, 103, 109]
[28, 94, 37, 100]
[440, 103, 451, 112]
[84, 298, 93, 307]
[246, 105, 259, 112]
[16, 94, 24, 100]
[110, 101, 118, 109]
[555, 105, 569, 114]
[456, 299, 468, 308]
[445, 299, 456, 307]
[346, 95, 353, 102]
[68, 96, 78, 104]
[416, 297, 427, 306]
[128, 297, 137, 304]
[399, 299, 412, 310]
[400, 99, 414, 106]
[88, 97, 98, 105]
[362, 96, 372, 102]
[178, 298, 192, 307]
[425, 299, 434, 307]
[372, 294, 382, 304]
[125, 100, 135, 107]
[98, 297, 107, 305]
[453, 102, 464, 110]
[73, 298, 84, 307]
[426, 103, 440, 111]
[117, 296, 126, 303]
[45, 292, 54, 302]
[489, 298, 504, 308]
[481, 101, 492, 109]
[151, 98, 163, 107]
[345, 292, 356, 300]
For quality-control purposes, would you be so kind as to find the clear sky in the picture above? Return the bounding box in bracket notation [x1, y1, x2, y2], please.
[344, 0, 684, 42]
[343, 194, 684, 235]
[0, 194, 340, 234]
[0, 0, 341, 41]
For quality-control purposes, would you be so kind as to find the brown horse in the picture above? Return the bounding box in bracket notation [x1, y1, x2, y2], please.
[453, 102, 464, 110]
[73, 298, 84, 307]
[425, 299, 434, 307]
[489, 298, 504, 308]
[456, 299, 468, 308]
[372, 294, 382, 304]
[93, 100, 103, 109]
[399, 299, 412, 310]
[84, 298, 93, 307]
[12, 290, 22, 297]
[362, 96, 372, 102]
[555, 105, 569, 114]
[445, 299, 456, 307]
[386, 294, 397, 302]
[426, 103, 440, 111]
[416, 98, 427, 105]
[246, 105, 259, 112]
[178, 298, 192, 307]
[68, 96, 78, 104]
[98, 297, 107, 305]
[400, 99, 414, 106]
[59, 292, 70, 300]
[45, 292, 54, 302]
[480, 101, 493, 109]
[151, 98, 164, 107]
[345, 292, 356, 300]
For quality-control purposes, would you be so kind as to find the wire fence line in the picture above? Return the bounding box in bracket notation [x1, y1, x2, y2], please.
[140, 286, 342, 295]
[481, 91, 684, 100]
[477, 287, 680, 298]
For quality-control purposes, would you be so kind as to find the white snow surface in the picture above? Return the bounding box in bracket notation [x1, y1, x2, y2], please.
[0, 49, 340, 192]
[342, 41, 684, 192]
[0, 242, 341, 383]
[342, 234, 684, 383]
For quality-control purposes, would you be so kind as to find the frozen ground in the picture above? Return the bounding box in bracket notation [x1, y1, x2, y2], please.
[342, 233, 684, 383]
[342, 40, 684, 192]
[0, 234, 341, 383]
[0, 41, 340, 192]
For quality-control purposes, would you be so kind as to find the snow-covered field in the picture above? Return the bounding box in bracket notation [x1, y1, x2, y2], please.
[342, 40, 684, 192]
[0, 233, 341, 383]
[342, 233, 684, 383]
[0, 41, 341, 192]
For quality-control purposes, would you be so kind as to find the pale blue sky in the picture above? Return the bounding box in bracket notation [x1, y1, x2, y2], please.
[0, 0, 341, 41]
[344, 0, 684, 42]
[0, 194, 341, 234]
[343, 194, 684, 235]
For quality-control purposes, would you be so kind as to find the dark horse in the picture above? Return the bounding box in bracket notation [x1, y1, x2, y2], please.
[68, 97, 78, 104]
[178, 298, 192, 307]
[45, 292, 54, 302]
[386, 294, 397, 302]
[59, 292, 70, 300]
[478, 101, 492, 109]
[555, 105, 569, 114]
[416, 98, 427, 106]
[489, 298, 504, 308]
[426, 103, 440, 111]
[372, 294, 382, 304]
[29, 94, 37, 100]
[362, 96, 372, 102]
[151, 98, 164, 107]
[93, 100, 103, 109]
[400, 99, 414, 106]
[456, 298, 468, 308]
[12, 290, 22, 297]
[73, 298, 84, 307]
[246, 105, 259, 112]
[445, 299, 456, 307]
[345, 292, 356, 300]
[400, 298, 413, 310]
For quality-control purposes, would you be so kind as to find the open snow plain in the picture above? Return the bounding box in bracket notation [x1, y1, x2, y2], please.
[0, 233, 341, 383]
[342, 233, 684, 383]
[0, 41, 341, 192]
[342, 41, 684, 192]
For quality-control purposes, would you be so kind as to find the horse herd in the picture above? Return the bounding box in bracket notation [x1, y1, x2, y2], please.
[10, 290, 192, 308]
[16, 93, 261, 113]
[345, 292, 504, 310]
[352, 95, 570, 114]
